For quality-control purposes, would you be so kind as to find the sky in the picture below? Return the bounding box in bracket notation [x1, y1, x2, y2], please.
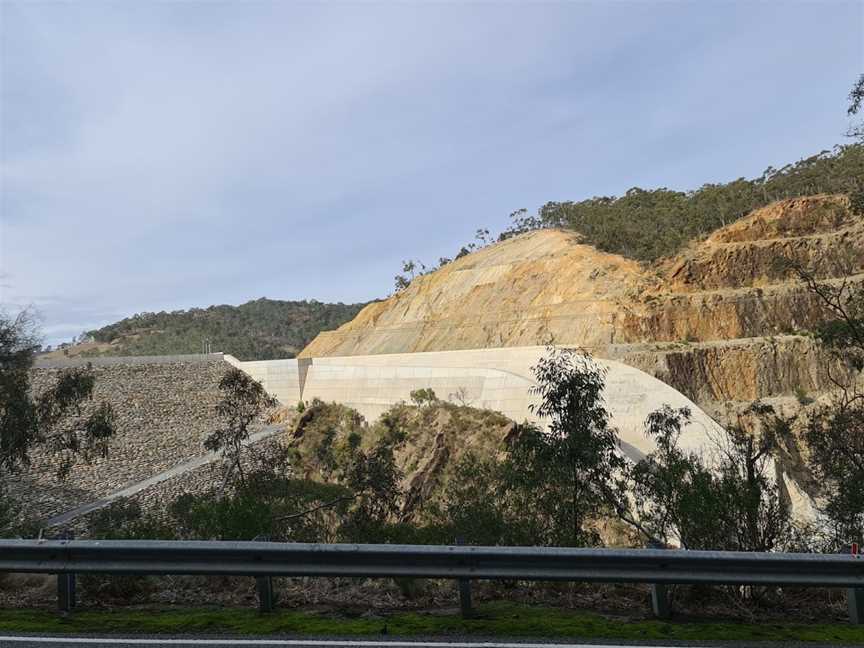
[1, 1, 862, 346]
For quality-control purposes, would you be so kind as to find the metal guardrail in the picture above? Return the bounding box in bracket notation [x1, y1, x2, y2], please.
[2, 539, 862, 623]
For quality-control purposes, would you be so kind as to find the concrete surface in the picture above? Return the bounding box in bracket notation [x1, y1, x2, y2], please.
[226, 346, 724, 463]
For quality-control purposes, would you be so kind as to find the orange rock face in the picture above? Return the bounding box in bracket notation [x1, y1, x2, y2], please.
[302, 195, 860, 407]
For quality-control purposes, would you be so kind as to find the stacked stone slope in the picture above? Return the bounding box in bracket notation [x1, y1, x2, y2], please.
[7, 357, 229, 522]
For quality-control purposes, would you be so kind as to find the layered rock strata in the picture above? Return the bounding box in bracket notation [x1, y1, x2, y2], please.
[302, 195, 859, 410]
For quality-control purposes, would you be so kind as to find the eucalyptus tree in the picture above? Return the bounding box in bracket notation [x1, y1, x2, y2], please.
[0, 309, 115, 480]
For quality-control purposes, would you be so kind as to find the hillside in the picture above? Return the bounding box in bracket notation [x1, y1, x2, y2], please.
[288, 399, 515, 523]
[52, 298, 367, 361]
[301, 194, 861, 414]
[534, 144, 863, 262]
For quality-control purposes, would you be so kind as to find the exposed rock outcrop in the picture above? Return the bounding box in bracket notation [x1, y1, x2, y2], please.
[302, 195, 860, 413]
[301, 229, 653, 356]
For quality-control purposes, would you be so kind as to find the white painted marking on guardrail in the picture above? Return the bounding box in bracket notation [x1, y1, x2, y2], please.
[0, 638, 674, 647]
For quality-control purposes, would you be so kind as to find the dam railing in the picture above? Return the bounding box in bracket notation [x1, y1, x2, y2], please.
[2, 538, 862, 623]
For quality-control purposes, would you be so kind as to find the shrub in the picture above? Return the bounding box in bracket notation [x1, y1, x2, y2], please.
[86, 498, 175, 540]
[426, 453, 508, 546]
[409, 388, 438, 407]
[850, 189, 864, 216]
[170, 492, 277, 541]
[501, 348, 624, 547]
[622, 404, 793, 552]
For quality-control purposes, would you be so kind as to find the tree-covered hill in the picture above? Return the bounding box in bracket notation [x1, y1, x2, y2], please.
[395, 145, 864, 292]
[80, 298, 367, 361]
[534, 144, 864, 262]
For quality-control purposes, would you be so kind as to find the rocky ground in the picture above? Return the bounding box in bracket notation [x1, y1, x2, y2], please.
[5, 357, 232, 523]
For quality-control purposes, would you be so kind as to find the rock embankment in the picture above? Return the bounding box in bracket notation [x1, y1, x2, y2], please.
[7, 356, 230, 523]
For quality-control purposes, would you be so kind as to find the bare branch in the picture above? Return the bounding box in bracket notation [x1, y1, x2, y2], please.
[275, 495, 356, 522]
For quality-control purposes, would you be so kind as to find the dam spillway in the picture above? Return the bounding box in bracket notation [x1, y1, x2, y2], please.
[226, 345, 723, 462]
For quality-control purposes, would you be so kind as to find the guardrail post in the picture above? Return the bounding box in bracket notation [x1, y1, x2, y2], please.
[57, 573, 76, 613]
[253, 535, 275, 613]
[56, 532, 76, 613]
[849, 588, 863, 625]
[647, 539, 670, 619]
[256, 575, 274, 613]
[650, 583, 670, 619]
[455, 536, 473, 619]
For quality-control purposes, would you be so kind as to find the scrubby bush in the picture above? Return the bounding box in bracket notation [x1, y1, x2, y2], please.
[81, 499, 176, 601]
[409, 388, 438, 407]
[425, 453, 508, 545]
[205, 367, 276, 489]
[621, 404, 793, 552]
[86, 498, 176, 540]
[850, 188, 864, 216]
[1, 309, 116, 480]
[85, 298, 366, 361]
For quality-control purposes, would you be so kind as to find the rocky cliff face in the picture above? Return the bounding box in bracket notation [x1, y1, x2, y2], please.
[302, 195, 859, 412]
[301, 229, 652, 356]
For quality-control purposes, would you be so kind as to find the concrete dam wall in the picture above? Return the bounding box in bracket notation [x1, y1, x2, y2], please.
[226, 345, 723, 462]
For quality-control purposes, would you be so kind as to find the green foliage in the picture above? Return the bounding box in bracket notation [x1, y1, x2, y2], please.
[538, 145, 864, 262]
[170, 491, 278, 541]
[0, 309, 116, 479]
[850, 189, 864, 216]
[85, 297, 366, 360]
[291, 399, 368, 480]
[204, 367, 276, 488]
[624, 404, 792, 551]
[500, 348, 625, 547]
[804, 400, 864, 544]
[338, 440, 405, 542]
[425, 453, 509, 546]
[814, 318, 864, 370]
[409, 388, 438, 407]
[5, 602, 864, 642]
[86, 499, 175, 540]
[82, 499, 177, 599]
[394, 260, 426, 292]
[403, 144, 863, 276]
[786, 249, 864, 545]
[848, 74, 864, 142]
[497, 208, 544, 241]
[167, 436, 354, 543]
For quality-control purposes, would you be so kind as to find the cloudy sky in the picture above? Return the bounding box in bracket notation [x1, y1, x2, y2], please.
[1, 1, 862, 345]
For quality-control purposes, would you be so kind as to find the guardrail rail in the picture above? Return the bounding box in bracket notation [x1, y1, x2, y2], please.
[1, 539, 862, 623]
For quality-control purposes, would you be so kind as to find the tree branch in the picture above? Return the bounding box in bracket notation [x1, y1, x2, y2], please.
[275, 495, 356, 522]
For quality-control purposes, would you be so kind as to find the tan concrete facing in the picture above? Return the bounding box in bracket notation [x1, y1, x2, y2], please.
[225, 346, 724, 463]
